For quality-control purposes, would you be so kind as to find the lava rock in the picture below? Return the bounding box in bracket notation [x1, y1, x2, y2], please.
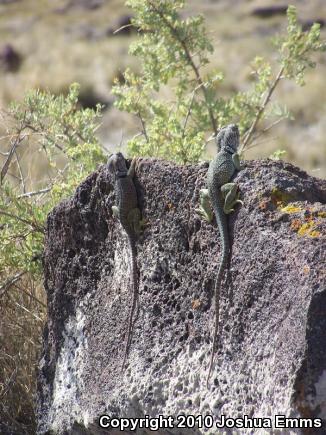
[37, 159, 326, 434]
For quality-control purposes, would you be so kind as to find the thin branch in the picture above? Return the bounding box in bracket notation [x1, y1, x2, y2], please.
[240, 66, 284, 153]
[0, 130, 26, 185]
[14, 149, 26, 193]
[251, 117, 286, 143]
[137, 111, 149, 143]
[113, 24, 134, 34]
[182, 90, 196, 138]
[0, 210, 45, 232]
[14, 282, 46, 308]
[14, 301, 43, 322]
[245, 135, 278, 152]
[148, 1, 217, 135]
[18, 187, 51, 199]
[0, 271, 26, 298]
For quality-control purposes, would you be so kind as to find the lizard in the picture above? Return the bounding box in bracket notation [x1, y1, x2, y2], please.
[107, 152, 142, 371]
[197, 124, 242, 386]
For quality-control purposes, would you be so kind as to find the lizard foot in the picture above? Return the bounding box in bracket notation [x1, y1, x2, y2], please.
[196, 189, 213, 222]
[221, 182, 242, 214]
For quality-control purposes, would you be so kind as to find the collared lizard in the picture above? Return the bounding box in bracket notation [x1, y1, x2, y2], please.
[197, 124, 242, 386]
[107, 152, 142, 371]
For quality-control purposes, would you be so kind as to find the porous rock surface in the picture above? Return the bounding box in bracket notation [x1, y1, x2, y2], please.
[37, 159, 326, 435]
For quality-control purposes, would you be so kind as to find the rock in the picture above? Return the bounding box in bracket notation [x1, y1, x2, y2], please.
[301, 19, 325, 32]
[77, 86, 112, 110]
[251, 6, 288, 18]
[37, 159, 326, 434]
[0, 44, 22, 72]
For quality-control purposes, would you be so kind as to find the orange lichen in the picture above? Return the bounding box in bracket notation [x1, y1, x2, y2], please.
[271, 187, 293, 208]
[290, 219, 302, 231]
[258, 199, 269, 211]
[191, 299, 201, 310]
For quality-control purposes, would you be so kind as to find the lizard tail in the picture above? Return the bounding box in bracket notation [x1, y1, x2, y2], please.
[206, 192, 229, 387]
[122, 237, 138, 371]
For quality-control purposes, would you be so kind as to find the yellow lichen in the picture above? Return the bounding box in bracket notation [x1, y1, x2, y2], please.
[281, 204, 302, 214]
[297, 221, 321, 238]
[271, 187, 293, 208]
[317, 211, 326, 218]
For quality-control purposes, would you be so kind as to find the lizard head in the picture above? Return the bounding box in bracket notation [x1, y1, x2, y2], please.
[107, 152, 128, 177]
[216, 124, 239, 153]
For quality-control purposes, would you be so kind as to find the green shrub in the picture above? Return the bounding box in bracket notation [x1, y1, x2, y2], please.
[112, 2, 325, 160]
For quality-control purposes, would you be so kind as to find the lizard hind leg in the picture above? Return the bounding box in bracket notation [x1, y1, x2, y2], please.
[196, 189, 214, 222]
[221, 182, 243, 215]
[127, 207, 142, 235]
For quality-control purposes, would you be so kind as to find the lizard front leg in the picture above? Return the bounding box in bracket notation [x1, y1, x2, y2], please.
[232, 152, 241, 171]
[112, 205, 120, 217]
[196, 188, 214, 222]
[127, 157, 139, 178]
[221, 182, 243, 215]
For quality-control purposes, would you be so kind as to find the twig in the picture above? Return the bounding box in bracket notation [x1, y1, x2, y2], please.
[182, 85, 202, 138]
[245, 135, 278, 151]
[14, 149, 26, 193]
[17, 187, 51, 199]
[113, 24, 134, 34]
[0, 210, 45, 232]
[0, 271, 26, 298]
[137, 111, 149, 143]
[240, 66, 284, 153]
[0, 130, 26, 185]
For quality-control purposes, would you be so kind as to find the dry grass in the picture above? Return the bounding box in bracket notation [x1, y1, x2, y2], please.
[0, 275, 46, 434]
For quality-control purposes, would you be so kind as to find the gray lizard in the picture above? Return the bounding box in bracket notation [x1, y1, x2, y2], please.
[197, 124, 242, 386]
[107, 152, 142, 371]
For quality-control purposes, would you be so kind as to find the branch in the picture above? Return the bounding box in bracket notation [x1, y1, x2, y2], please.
[182, 89, 197, 138]
[17, 187, 52, 199]
[0, 129, 26, 185]
[137, 111, 149, 143]
[0, 271, 26, 298]
[0, 209, 45, 232]
[14, 149, 26, 193]
[240, 66, 284, 153]
[148, 1, 217, 135]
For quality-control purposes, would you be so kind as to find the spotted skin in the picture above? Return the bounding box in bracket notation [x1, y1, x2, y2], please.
[199, 124, 242, 386]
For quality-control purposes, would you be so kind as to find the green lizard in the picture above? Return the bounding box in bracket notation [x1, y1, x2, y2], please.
[107, 152, 142, 371]
[197, 124, 242, 386]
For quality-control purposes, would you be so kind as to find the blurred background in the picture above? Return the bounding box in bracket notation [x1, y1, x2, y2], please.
[0, 0, 325, 176]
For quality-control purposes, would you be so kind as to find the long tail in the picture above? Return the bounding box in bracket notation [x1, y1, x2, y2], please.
[206, 191, 229, 386]
[122, 236, 138, 371]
